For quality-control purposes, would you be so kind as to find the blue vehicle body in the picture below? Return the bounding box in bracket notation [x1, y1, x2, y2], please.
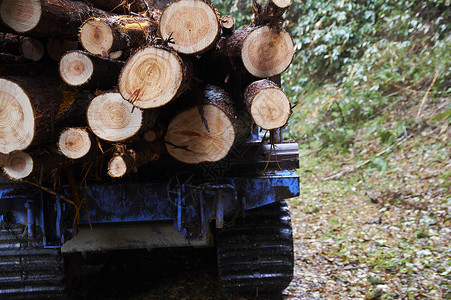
[0, 142, 299, 252]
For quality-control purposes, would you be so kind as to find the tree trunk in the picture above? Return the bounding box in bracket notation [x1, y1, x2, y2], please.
[0, 33, 21, 55]
[79, 14, 159, 58]
[46, 38, 78, 62]
[59, 50, 123, 89]
[0, 77, 91, 154]
[87, 92, 143, 142]
[143, 123, 165, 142]
[0, 33, 44, 61]
[224, 25, 294, 78]
[107, 140, 164, 177]
[0, 0, 109, 40]
[159, 0, 219, 55]
[58, 127, 92, 159]
[83, 0, 159, 14]
[165, 84, 251, 164]
[244, 79, 291, 130]
[251, 0, 292, 27]
[118, 46, 192, 109]
[20, 37, 45, 61]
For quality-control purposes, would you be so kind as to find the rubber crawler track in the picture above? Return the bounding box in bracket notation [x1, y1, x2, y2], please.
[0, 224, 65, 299]
[216, 200, 294, 295]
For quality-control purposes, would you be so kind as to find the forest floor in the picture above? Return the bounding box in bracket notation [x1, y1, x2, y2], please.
[285, 94, 450, 299]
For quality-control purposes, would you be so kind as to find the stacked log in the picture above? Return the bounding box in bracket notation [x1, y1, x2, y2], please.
[0, 0, 295, 181]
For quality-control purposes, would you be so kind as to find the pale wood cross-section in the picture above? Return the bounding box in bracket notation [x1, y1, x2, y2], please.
[241, 26, 294, 78]
[159, 0, 219, 55]
[87, 92, 143, 142]
[58, 127, 91, 159]
[119, 46, 190, 109]
[244, 79, 291, 130]
[164, 85, 250, 164]
[2, 151, 33, 180]
[165, 105, 235, 164]
[0, 78, 36, 154]
[59, 51, 94, 86]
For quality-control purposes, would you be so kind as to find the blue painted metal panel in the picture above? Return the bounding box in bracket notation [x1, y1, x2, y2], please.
[75, 183, 174, 224]
[236, 171, 300, 210]
[76, 171, 299, 225]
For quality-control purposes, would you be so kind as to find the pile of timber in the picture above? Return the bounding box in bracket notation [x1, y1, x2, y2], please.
[0, 0, 294, 181]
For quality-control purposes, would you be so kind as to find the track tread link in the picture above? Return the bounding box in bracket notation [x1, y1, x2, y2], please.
[216, 200, 294, 294]
[0, 224, 65, 299]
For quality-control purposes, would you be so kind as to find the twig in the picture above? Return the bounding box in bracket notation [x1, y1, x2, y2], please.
[416, 72, 439, 122]
[321, 136, 406, 180]
[22, 179, 76, 206]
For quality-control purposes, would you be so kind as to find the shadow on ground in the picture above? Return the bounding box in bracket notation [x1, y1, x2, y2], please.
[67, 247, 283, 300]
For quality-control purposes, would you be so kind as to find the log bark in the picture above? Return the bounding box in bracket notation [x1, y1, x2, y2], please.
[79, 14, 159, 58]
[118, 46, 192, 109]
[143, 123, 165, 142]
[20, 37, 45, 61]
[59, 50, 123, 89]
[244, 79, 291, 130]
[58, 127, 91, 159]
[251, 0, 292, 27]
[0, 0, 109, 40]
[46, 38, 78, 61]
[83, 0, 158, 14]
[0, 33, 45, 61]
[107, 140, 164, 177]
[159, 0, 219, 55]
[0, 33, 21, 55]
[165, 84, 251, 164]
[222, 25, 294, 78]
[87, 92, 143, 142]
[0, 77, 91, 154]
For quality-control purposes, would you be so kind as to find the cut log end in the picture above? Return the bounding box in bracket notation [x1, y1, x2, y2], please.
[221, 15, 234, 30]
[165, 105, 235, 164]
[242, 26, 294, 78]
[272, 0, 292, 8]
[80, 18, 114, 56]
[119, 47, 184, 109]
[59, 51, 94, 86]
[0, 78, 34, 154]
[21, 38, 45, 61]
[107, 156, 127, 178]
[159, 0, 219, 54]
[0, 0, 41, 33]
[58, 127, 91, 159]
[251, 87, 291, 129]
[87, 92, 142, 142]
[2, 151, 33, 180]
